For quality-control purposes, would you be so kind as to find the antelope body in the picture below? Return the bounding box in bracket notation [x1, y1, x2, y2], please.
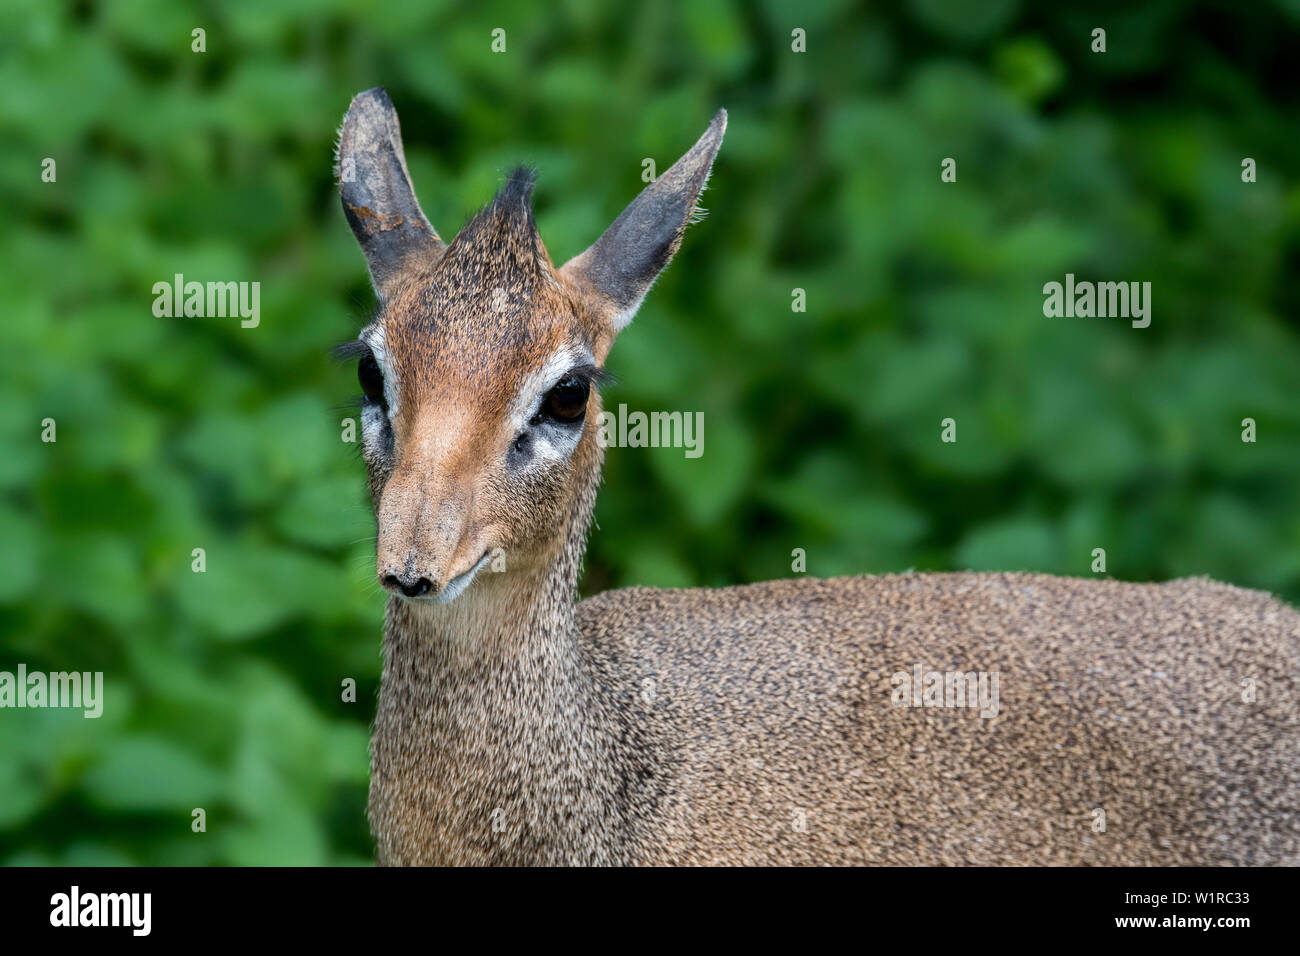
[335, 89, 1299, 866]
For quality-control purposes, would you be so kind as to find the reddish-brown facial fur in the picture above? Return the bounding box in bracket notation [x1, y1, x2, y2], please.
[369, 173, 596, 593]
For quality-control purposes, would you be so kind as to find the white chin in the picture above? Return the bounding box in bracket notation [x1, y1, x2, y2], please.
[432, 551, 493, 604]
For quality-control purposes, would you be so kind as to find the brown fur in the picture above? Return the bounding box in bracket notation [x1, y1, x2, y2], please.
[336, 89, 1300, 866]
[370, 171, 587, 589]
[376, 563, 1300, 865]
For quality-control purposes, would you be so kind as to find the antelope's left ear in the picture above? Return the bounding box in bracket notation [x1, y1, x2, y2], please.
[337, 87, 446, 300]
[561, 110, 726, 341]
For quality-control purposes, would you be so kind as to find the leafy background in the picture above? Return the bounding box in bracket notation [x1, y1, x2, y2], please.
[1, 0, 1298, 864]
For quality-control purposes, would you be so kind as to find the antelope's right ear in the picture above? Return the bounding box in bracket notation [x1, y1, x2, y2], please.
[561, 110, 726, 346]
[336, 87, 445, 300]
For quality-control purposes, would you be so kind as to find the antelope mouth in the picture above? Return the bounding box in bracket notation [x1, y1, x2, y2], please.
[431, 550, 494, 604]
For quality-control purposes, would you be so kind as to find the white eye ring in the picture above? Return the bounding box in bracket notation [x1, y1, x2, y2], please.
[360, 324, 400, 417]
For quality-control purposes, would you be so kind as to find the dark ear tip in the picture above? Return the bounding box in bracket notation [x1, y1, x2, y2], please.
[352, 86, 391, 108]
[342, 87, 394, 130]
[699, 109, 727, 154]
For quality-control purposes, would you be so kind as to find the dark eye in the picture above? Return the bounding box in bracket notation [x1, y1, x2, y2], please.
[359, 351, 385, 405]
[541, 375, 590, 423]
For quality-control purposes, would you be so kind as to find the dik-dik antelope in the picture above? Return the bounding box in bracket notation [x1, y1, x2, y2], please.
[334, 88, 1298, 865]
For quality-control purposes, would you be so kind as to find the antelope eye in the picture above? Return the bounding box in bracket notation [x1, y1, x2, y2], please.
[543, 376, 590, 423]
[358, 351, 385, 404]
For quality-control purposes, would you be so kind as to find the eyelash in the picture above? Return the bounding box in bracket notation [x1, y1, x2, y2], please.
[337, 339, 612, 437]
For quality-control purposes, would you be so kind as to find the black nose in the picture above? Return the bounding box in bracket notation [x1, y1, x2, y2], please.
[383, 574, 433, 598]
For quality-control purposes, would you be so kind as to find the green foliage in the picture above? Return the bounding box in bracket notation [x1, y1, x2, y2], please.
[2, 0, 1298, 864]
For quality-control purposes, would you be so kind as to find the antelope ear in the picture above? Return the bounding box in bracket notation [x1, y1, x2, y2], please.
[561, 109, 726, 337]
[336, 87, 445, 299]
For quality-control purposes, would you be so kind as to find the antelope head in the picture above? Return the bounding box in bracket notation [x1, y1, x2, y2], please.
[336, 89, 725, 603]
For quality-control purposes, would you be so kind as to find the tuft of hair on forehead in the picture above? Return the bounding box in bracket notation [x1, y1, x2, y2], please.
[442, 166, 552, 282]
[490, 165, 538, 222]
